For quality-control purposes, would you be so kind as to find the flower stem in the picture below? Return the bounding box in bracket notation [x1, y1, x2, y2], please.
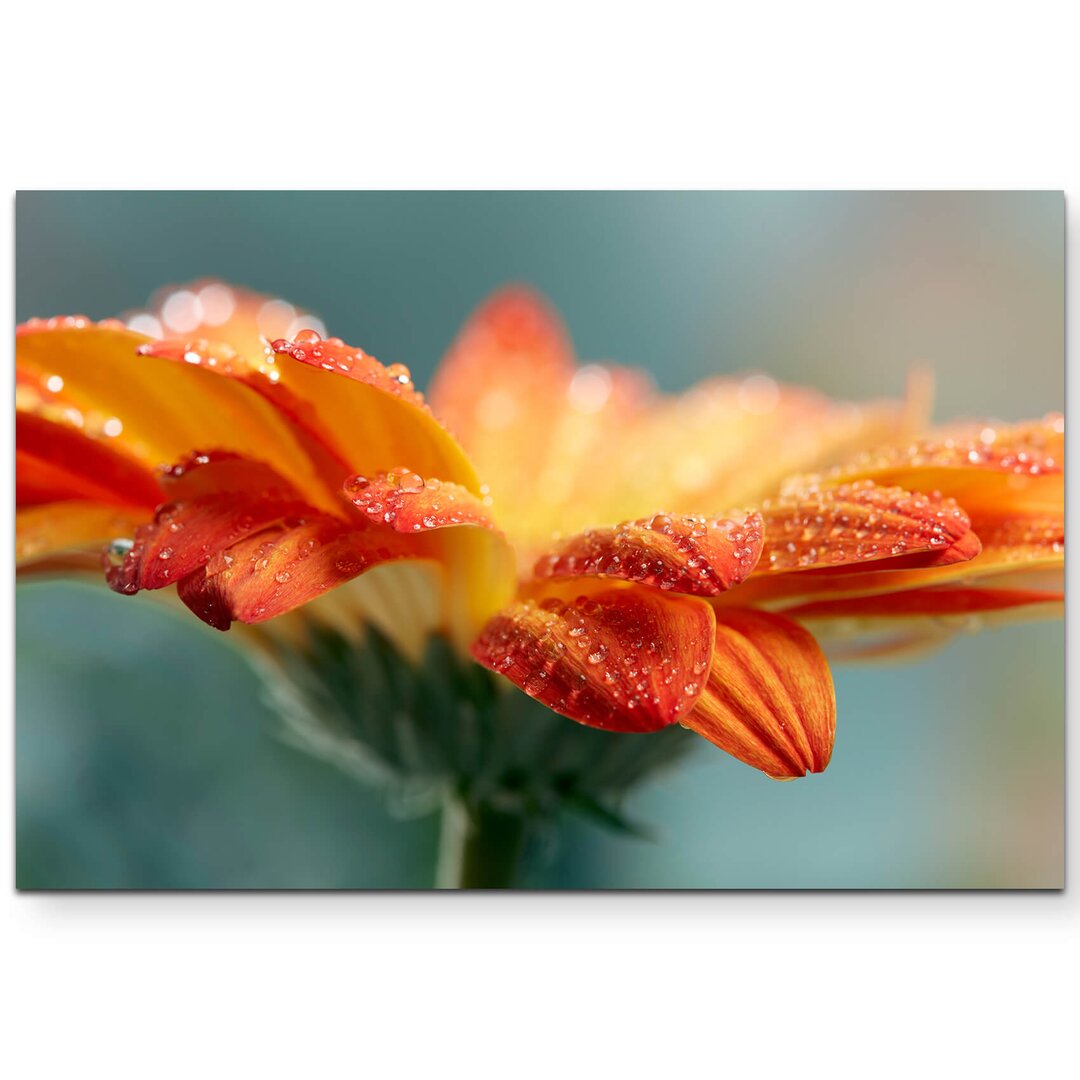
[436, 795, 527, 889]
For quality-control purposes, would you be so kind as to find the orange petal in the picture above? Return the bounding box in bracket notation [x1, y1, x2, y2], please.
[103, 451, 327, 596]
[426, 288, 920, 557]
[472, 582, 716, 733]
[681, 609, 836, 779]
[730, 509, 1063, 614]
[175, 517, 408, 630]
[343, 467, 517, 648]
[269, 330, 482, 490]
[344, 469, 500, 533]
[428, 285, 576, 443]
[428, 287, 655, 555]
[532, 511, 763, 595]
[806, 415, 1064, 518]
[127, 280, 483, 494]
[757, 480, 973, 573]
[136, 336, 352, 498]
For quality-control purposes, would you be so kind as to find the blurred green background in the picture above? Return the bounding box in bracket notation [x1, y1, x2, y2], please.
[15, 192, 1064, 888]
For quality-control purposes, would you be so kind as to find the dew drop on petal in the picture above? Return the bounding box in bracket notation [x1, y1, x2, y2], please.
[105, 538, 133, 567]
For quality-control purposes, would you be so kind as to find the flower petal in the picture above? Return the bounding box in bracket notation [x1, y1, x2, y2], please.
[427, 287, 918, 558]
[344, 470, 499, 533]
[472, 582, 716, 733]
[127, 280, 484, 494]
[806, 415, 1064, 517]
[532, 511, 763, 595]
[428, 284, 576, 445]
[16, 319, 335, 508]
[176, 517, 407, 630]
[729, 509, 1063, 615]
[103, 451, 326, 596]
[16, 412, 162, 509]
[427, 287, 655, 554]
[343, 467, 516, 649]
[269, 331, 482, 490]
[681, 609, 836, 779]
[757, 480, 973, 573]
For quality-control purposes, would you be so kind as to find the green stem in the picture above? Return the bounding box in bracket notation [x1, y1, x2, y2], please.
[436, 795, 527, 889]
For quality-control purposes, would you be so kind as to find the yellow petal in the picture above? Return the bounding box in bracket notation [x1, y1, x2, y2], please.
[16, 320, 337, 510]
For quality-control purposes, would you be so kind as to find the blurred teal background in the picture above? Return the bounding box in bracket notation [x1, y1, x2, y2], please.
[15, 192, 1064, 888]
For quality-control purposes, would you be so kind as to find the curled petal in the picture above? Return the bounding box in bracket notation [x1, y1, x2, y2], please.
[533, 512, 763, 595]
[176, 518, 407, 630]
[103, 452, 332, 596]
[345, 470, 500, 533]
[681, 609, 836, 779]
[758, 480, 973, 573]
[343, 467, 516, 648]
[472, 583, 716, 733]
[270, 331, 482, 491]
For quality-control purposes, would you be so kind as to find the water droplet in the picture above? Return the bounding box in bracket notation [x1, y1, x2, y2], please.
[105, 538, 133, 566]
[524, 672, 548, 697]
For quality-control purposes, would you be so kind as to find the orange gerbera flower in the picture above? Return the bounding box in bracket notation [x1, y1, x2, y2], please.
[16, 282, 1064, 785]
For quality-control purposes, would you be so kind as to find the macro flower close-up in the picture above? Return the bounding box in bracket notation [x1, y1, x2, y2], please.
[14, 191, 1065, 890]
[16, 205, 1065, 887]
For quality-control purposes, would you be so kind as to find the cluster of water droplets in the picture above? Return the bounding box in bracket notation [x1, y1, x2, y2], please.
[345, 468, 492, 532]
[760, 480, 969, 571]
[270, 329, 427, 406]
[533, 511, 764, 595]
[819, 414, 1064, 481]
[984, 515, 1065, 559]
[478, 594, 711, 727]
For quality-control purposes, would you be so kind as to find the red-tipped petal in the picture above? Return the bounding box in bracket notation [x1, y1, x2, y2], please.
[682, 609, 836, 779]
[472, 583, 716, 733]
[533, 511, 764, 595]
[103, 452, 328, 596]
[176, 517, 406, 630]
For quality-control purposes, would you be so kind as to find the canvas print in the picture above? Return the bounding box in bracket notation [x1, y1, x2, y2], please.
[15, 191, 1064, 889]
